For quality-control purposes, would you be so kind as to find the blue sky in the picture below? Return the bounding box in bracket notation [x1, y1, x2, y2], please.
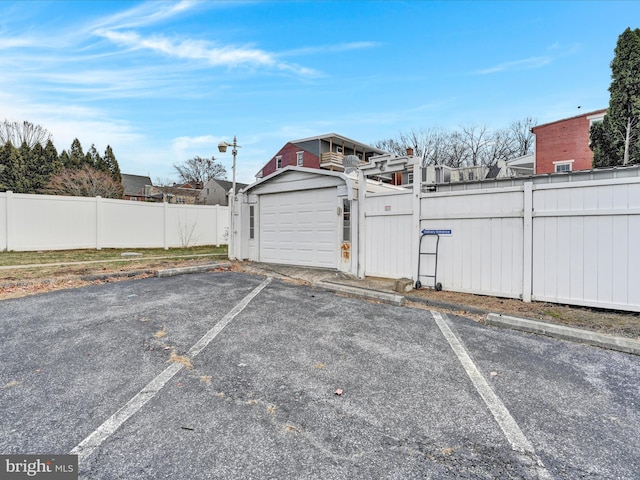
[0, 1, 637, 184]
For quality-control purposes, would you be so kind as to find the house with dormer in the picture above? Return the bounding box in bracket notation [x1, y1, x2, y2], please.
[255, 133, 387, 180]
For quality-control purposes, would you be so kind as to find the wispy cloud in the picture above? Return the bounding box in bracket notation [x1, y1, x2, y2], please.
[95, 29, 317, 75]
[281, 41, 380, 57]
[90, 0, 199, 31]
[87, 0, 317, 75]
[0, 36, 38, 49]
[474, 56, 552, 75]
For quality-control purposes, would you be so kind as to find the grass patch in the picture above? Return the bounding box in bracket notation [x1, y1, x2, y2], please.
[0, 246, 227, 267]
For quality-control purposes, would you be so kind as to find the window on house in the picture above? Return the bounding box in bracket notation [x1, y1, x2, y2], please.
[249, 206, 255, 239]
[296, 151, 304, 166]
[343, 199, 351, 242]
[555, 163, 572, 172]
[407, 172, 414, 185]
[276, 156, 282, 169]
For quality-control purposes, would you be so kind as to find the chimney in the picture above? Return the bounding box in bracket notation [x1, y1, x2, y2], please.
[406, 147, 414, 157]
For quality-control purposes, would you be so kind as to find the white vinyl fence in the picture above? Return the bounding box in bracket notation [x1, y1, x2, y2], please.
[0, 192, 229, 251]
[531, 178, 640, 310]
[363, 190, 414, 278]
[361, 168, 640, 312]
[419, 187, 525, 299]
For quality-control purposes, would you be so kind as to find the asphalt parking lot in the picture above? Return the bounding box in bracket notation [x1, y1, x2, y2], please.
[1, 271, 639, 479]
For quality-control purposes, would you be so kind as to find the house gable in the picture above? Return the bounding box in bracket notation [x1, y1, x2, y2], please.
[259, 143, 320, 179]
[199, 178, 249, 205]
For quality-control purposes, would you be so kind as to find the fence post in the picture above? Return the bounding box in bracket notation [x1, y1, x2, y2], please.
[163, 202, 169, 250]
[95, 196, 102, 250]
[214, 204, 220, 247]
[522, 182, 533, 302]
[412, 159, 422, 284]
[357, 169, 366, 279]
[5, 191, 13, 251]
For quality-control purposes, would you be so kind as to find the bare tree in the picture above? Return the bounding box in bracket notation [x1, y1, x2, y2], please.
[0, 120, 52, 148]
[41, 166, 124, 198]
[374, 137, 406, 156]
[376, 128, 456, 166]
[509, 117, 537, 157]
[446, 131, 469, 168]
[485, 128, 517, 165]
[375, 118, 537, 169]
[173, 156, 227, 187]
[460, 124, 492, 166]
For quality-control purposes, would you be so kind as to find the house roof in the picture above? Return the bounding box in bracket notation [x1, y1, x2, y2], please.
[207, 178, 249, 192]
[531, 108, 607, 131]
[121, 173, 152, 196]
[485, 164, 502, 179]
[290, 133, 387, 156]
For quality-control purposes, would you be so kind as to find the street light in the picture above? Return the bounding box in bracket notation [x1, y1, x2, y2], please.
[217, 135, 240, 197]
[218, 136, 241, 260]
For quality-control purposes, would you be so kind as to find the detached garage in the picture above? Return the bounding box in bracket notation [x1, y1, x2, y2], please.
[234, 167, 357, 274]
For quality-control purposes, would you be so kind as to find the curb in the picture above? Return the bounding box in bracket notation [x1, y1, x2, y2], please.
[486, 313, 640, 356]
[155, 262, 232, 278]
[80, 270, 155, 282]
[317, 280, 405, 306]
[405, 295, 490, 316]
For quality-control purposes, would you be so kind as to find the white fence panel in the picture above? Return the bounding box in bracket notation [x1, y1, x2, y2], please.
[165, 204, 225, 248]
[100, 199, 166, 248]
[420, 188, 524, 299]
[0, 194, 7, 251]
[10, 193, 98, 250]
[532, 178, 640, 311]
[0, 192, 229, 251]
[364, 191, 413, 278]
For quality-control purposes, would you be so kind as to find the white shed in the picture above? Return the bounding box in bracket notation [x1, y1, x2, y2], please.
[234, 167, 358, 274]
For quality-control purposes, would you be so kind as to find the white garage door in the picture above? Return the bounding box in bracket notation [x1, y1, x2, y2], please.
[260, 188, 338, 268]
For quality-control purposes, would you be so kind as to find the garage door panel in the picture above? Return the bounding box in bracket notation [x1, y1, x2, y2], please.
[260, 189, 338, 268]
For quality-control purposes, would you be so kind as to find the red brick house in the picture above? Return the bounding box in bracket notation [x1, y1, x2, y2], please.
[255, 133, 387, 180]
[532, 109, 606, 174]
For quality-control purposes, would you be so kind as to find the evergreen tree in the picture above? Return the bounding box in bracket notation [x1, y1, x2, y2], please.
[59, 150, 71, 168]
[25, 141, 45, 192]
[591, 27, 640, 166]
[103, 145, 122, 183]
[86, 144, 106, 172]
[24, 140, 61, 193]
[67, 138, 86, 169]
[0, 141, 27, 192]
[44, 139, 62, 176]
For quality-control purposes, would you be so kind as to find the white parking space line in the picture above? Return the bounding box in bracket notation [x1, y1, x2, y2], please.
[71, 277, 273, 462]
[431, 311, 551, 480]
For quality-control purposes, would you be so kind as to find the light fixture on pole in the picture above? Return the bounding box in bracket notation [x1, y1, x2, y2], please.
[218, 136, 241, 260]
[218, 135, 240, 197]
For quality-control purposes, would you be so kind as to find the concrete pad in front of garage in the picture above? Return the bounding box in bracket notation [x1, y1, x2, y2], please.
[1, 271, 639, 479]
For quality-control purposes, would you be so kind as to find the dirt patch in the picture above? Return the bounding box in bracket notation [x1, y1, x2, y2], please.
[168, 350, 193, 369]
[0, 257, 224, 301]
[407, 288, 640, 340]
